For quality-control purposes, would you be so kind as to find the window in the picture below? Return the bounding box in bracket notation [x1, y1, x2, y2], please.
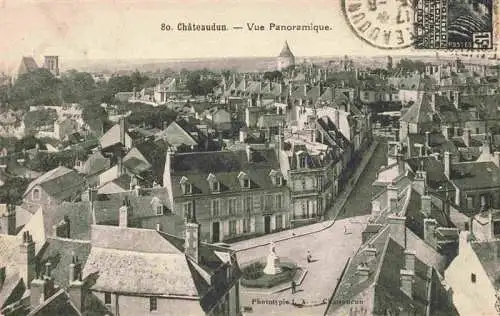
[104, 292, 111, 305]
[156, 205, 163, 216]
[211, 181, 220, 192]
[276, 215, 283, 230]
[229, 220, 237, 236]
[471, 273, 476, 283]
[275, 194, 283, 209]
[182, 183, 192, 195]
[32, 188, 40, 201]
[243, 196, 253, 212]
[211, 199, 220, 217]
[183, 202, 193, 221]
[243, 218, 250, 233]
[299, 156, 307, 168]
[228, 199, 236, 216]
[150, 297, 158, 312]
[260, 195, 266, 210]
[466, 196, 474, 209]
[476, 128, 480, 134]
[243, 179, 250, 189]
[301, 178, 306, 190]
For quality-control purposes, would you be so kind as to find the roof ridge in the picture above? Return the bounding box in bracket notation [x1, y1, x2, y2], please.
[373, 232, 394, 286]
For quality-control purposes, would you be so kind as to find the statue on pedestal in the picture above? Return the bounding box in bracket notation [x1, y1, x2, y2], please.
[263, 242, 282, 275]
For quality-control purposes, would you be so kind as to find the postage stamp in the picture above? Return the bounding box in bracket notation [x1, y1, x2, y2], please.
[341, 0, 415, 49]
[414, 0, 494, 50]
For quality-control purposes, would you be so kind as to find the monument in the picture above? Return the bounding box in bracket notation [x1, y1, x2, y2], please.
[263, 242, 282, 275]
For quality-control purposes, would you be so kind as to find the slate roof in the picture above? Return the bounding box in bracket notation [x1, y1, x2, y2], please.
[83, 225, 239, 309]
[81, 151, 110, 176]
[37, 237, 92, 288]
[99, 123, 132, 150]
[169, 149, 282, 196]
[405, 188, 456, 240]
[450, 161, 500, 190]
[17, 57, 39, 76]
[471, 240, 500, 289]
[328, 226, 458, 316]
[23, 166, 85, 201]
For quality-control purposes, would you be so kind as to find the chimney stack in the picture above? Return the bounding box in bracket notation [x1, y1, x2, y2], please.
[444, 151, 451, 179]
[356, 262, 370, 283]
[400, 269, 414, 298]
[425, 131, 431, 152]
[19, 231, 36, 289]
[68, 255, 85, 312]
[53, 216, 71, 238]
[184, 206, 200, 263]
[119, 199, 129, 228]
[1, 204, 16, 235]
[387, 184, 398, 206]
[333, 108, 340, 128]
[31, 262, 56, 308]
[388, 213, 407, 247]
[414, 170, 427, 194]
[119, 117, 126, 147]
[423, 218, 438, 244]
[453, 91, 460, 109]
[421, 195, 432, 217]
[404, 249, 416, 272]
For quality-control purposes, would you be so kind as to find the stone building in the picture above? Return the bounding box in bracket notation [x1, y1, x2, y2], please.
[277, 41, 295, 71]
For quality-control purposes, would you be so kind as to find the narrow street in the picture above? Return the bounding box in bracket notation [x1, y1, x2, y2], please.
[336, 139, 388, 219]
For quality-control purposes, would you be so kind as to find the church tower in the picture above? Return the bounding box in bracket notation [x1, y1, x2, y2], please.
[277, 41, 295, 71]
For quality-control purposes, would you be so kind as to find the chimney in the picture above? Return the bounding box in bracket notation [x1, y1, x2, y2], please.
[414, 170, 427, 194]
[184, 221, 200, 263]
[119, 117, 126, 147]
[333, 108, 340, 128]
[453, 91, 460, 109]
[442, 126, 450, 140]
[430, 92, 436, 112]
[389, 198, 398, 212]
[303, 85, 307, 96]
[421, 195, 432, 217]
[404, 249, 416, 272]
[3, 204, 16, 235]
[19, 231, 36, 288]
[356, 262, 370, 283]
[246, 145, 253, 162]
[425, 131, 431, 150]
[68, 256, 85, 312]
[494, 152, 500, 167]
[388, 213, 407, 247]
[53, 216, 71, 238]
[463, 128, 471, 147]
[400, 269, 414, 298]
[134, 185, 141, 197]
[119, 200, 129, 228]
[482, 139, 491, 156]
[364, 246, 377, 260]
[387, 184, 398, 206]
[31, 262, 56, 308]
[239, 129, 248, 143]
[444, 151, 451, 179]
[423, 218, 438, 244]
[397, 155, 405, 175]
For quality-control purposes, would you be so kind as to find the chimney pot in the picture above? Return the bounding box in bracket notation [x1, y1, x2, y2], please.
[388, 214, 407, 247]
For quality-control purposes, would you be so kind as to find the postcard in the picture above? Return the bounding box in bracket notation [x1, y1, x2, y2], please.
[0, 1, 498, 316]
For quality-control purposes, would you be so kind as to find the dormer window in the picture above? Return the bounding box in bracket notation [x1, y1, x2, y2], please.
[238, 171, 251, 189]
[180, 176, 192, 195]
[296, 151, 308, 169]
[207, 173, 220, 193]
[269, 170, 283, 186]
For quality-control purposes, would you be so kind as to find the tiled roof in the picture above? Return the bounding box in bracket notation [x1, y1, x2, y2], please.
[27, 289, 81, 316]
[81, 151, 110, 176]
[99, 123, 132, 150]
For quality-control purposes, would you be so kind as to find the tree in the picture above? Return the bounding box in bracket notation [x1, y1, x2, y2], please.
[263, 71, 283, 82]
[107, 75, 134, 95]
[0, 177, 30, 204]
[61, 70, 96, 103]
[396, 58, 426, 73]
[8, 68, 61, 108]
[186, 71, 218, 96]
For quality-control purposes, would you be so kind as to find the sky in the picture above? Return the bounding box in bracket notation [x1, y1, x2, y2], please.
[0, 0, 435, 72]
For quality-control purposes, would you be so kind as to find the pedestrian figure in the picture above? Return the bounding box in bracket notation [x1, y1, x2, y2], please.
[344, 224, 347, 234]
[291, 281, 296, 294]
[307, 250, 312, 263]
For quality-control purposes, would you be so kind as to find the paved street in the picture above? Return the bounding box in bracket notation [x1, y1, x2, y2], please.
[238, 215, 368, 316]
[337, 139, 388, 219]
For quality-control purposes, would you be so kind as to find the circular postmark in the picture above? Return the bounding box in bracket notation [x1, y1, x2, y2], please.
[342, 0, 415, 49]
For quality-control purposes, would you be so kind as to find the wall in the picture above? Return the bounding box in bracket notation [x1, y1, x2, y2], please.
[92, 291, 205, 316]
[445, 234, 498, 316]
[173, 188, 290, 242]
